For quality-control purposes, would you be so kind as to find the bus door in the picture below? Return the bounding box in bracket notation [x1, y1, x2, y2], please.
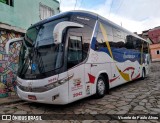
[67, 29, 86, 102]
[143, 42, 150, 76]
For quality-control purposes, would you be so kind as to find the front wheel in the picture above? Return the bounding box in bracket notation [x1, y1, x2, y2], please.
[95, 76, 106, 98]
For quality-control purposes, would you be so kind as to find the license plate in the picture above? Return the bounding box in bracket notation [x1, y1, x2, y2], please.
[28, 95, 37, 100]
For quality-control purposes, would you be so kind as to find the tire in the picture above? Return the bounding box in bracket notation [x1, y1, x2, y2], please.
[95, 75, 106, 98]
[141, 68, 145, 80]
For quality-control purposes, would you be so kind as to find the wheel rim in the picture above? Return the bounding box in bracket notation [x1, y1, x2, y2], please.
[97, 79, 105, 95]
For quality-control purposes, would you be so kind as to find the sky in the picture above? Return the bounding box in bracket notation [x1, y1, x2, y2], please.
[58, 0, 160, 34]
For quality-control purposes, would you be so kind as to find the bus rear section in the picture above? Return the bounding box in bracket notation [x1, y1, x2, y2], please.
[88, 18, 150, 90]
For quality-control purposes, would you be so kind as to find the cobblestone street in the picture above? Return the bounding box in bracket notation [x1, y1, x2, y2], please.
[0, 62, 160, 123]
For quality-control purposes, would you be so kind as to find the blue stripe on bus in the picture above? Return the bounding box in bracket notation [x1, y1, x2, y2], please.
[92, 46, 146, 64]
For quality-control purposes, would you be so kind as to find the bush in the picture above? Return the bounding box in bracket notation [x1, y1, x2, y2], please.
[0, 0, 6, 4]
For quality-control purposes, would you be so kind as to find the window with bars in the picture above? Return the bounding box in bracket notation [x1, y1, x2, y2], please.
[39, 3, 55, 20]
[0, 0, 14, 6]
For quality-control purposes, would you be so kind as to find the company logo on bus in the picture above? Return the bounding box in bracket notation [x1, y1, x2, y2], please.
[123, 52, 135, 59]
[77, 16, 90, 21]
[48, 77, 57, 83]
[72, 78, 83, 91]
[28, 82, 33, 92]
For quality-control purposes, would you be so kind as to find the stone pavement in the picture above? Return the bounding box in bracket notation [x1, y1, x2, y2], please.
[0, 62, 160, 123]
[0, 94, 22, 106]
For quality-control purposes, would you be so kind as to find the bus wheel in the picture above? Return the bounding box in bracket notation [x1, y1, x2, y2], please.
[95, 75, 106, 98]
[141, 68, 146, 80]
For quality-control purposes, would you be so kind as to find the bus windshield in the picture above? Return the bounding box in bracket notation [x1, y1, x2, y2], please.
[18, 18, 68, 79]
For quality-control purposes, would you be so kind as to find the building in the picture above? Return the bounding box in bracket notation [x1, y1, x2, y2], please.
[150, 44, 160, 62]
[138, 30, 152, 44]
[0, 0, 60, 30]
[148, 27, 160, 62]
[0, 0, 60, 97]
[148, 26, 160, 44]
[138, 26, 160, 62]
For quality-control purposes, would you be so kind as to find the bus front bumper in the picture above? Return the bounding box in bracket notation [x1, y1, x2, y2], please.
[16, 83, 69, 105]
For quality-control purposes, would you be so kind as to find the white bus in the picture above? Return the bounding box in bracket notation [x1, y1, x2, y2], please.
[6, 10, 150, 104]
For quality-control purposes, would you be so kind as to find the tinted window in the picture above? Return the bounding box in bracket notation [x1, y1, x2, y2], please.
[69, 15, 96, 61]
[68, 36, 83, 69]
[96, 23, 109, 49]
[25, 18, 68, 47]
[18, 18, 68, 79]
[96, 32, 106, 49]
[95, 21, 148, 56]
[125, 35, 135, 49]
[136, 39, 142, 51]
[143, 42, 149, 53]
[125, 35, 146, 52]
[96, 22, 125, 49]
[70, 15, 95, 52]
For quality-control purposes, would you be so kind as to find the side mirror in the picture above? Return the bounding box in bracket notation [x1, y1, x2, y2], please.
[53, 21, 83, 44]
[5, 37, 24, 54]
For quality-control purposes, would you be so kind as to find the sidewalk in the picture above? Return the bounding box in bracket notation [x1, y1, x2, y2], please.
[0, 94, 22, 106]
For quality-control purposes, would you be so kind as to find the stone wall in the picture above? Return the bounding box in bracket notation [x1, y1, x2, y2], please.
[0, 29, 22, 97]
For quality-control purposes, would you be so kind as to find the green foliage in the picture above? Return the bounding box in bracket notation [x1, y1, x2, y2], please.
[0, 0, 6, 4]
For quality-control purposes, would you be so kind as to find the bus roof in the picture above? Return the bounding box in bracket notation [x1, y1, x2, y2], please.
[29, 10, 147, 42]
[29, 10, 98, 29]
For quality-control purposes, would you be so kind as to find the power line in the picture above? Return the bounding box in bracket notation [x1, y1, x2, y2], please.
[81, 0, 86, 9]
[78, 0, 83, 9]
[74, 0, 78, 10]
[108, 0, 114, 18]
[114, 0, 124, 15]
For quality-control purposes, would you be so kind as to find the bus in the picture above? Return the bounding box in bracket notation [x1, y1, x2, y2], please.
[5, 10, 150, 104]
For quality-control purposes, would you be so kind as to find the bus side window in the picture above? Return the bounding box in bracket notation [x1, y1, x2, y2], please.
[83, 43, 89, 60]
[67, 36, 83, 69]
[125, 35, 134, 49]
[95, 32, 106, 50]
[135, 39, 143, 52]
[143, 42, 149, 53]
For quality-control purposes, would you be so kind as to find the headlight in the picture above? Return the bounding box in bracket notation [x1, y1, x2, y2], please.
[44, 77, 68, 90]
[17, 74, 74, 92]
